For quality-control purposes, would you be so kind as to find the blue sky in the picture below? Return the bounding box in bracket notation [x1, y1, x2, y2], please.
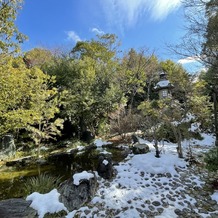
[16, 0, 202, 72]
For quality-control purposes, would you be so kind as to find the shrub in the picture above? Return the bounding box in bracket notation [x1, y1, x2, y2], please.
[204, 146, 218, 172]
[110, 107, 142, 137]
[44, 210, 68, 218]
[24, 173, 62, 196]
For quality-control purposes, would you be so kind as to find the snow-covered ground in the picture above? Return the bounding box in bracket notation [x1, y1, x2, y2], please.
[26, 134, 218, 218]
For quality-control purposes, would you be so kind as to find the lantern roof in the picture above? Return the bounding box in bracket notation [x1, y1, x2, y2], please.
[154, 71, 174, 91]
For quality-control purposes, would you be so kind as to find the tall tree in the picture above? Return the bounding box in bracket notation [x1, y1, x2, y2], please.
[48, 34, 124, 137]
[118, 48, 159, 109]
[203, 0, 218, 67]
[0, 56, 63, 151]
[203, 0, 218, 145]
[0, 0, 27, 54]
[138, 100, 164, 158]
[171, 0, 218, 72]
[160, 60, 191, 103]
[169, 0, 207, 64]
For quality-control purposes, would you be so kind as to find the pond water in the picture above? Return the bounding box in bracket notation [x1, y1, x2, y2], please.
[0, 145, 129, 200]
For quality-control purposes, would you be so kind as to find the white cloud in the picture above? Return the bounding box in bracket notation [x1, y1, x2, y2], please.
[177, 56, 201, 64]
[100, 0, 181, 30]
[149, 0, 181, 21]
[66, 31, 81, 43]
[91, 28, 105, 35]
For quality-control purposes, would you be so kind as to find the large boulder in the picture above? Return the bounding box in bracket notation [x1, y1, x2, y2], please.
[0, 198, 37, 218]
[131, 143, 150, 154]
[58, 172, 98, 211]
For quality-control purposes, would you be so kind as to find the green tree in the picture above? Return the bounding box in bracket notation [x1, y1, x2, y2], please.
[138, 100, 164, 157]
[160, 60, 191, 102]
[25, 74, 64, 155]
[160, 98, 190, 158]
[118, 48, 159, 109]
[139, 62, 211, 158]
[168, 0, 218, 145]
[0, 0, 27, 54]
[204, 146, 218, 171]
[71, 33, 118, 62]
[48, 34, 124, 137]
[0, 56, 63, 153]
[24, 48, 54, 70]
[203, 0, 218, 146]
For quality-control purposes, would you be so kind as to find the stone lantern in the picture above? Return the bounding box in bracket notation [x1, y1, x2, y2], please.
[154, 71, 174, 99]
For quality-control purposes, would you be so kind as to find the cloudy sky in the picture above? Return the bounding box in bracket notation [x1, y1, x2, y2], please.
[16, 0, 201, 72]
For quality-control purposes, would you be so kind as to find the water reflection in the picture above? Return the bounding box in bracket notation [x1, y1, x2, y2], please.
[0, 144, 129, 200]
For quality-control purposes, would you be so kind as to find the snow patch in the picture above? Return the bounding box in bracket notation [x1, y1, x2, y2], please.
[26, 189, 67, 218]
[73, 171, 94, 185]
[94, 138, 112, 147]
[211, 191, 218, 203]
[102, 159, 109, 165]
[124, 152, 186, 175]
[155, 80, 170, 88]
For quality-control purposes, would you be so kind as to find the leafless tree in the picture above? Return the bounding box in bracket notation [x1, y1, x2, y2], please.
[168, 0, 211, 66]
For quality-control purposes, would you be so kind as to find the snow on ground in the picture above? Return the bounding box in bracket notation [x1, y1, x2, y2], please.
[26, 134, 218, 218]
[130, 152, 186, 175]
[192, 133, 215, 147]
[211, 192, 218, 203]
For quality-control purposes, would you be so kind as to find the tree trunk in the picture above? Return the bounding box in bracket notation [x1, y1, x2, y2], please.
[147, 81, 151, 101]
[213, 91, 218, 146]
[154, 140, 160, 158]
[177, 129, 183, 158]
[153, 130, 160, 158]
[171, 125, 183, 158]
[79, 115, 87, 138]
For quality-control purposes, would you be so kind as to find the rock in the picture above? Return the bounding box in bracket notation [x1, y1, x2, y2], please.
[131, 143, 149, 154]
[174, 208, 183, 216]
[0, 198, 37, 218]
[58, 173, 98, 211]
[148, 205, 155, 211]
[198, 209, 208, 214]
[0, 134, 16, 160]
[81, 130, 95, 143]
[166, 172, 172, 178]
[97, 155, 114, 179]
[157, 207, 164, 214]
[152, 201, 161, 206]
[120, 147, 131, 159]
[210, 213, 218, 218]
[6, 156, 33, 167]
[131, 134, 139, 144]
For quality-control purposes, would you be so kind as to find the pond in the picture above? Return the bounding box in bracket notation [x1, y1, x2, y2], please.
[0, 144, 130, 200]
